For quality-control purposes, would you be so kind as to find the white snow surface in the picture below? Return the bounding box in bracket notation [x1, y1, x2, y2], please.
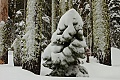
[0, 47, 120, 80]
[111, 47, 120, 66]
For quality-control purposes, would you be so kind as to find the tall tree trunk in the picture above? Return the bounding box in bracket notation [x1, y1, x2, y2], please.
[51, 0, 56, 34]
[22, 0, 42, 75]
[0, 0, 8, 22]
[92, 0, 111, 65]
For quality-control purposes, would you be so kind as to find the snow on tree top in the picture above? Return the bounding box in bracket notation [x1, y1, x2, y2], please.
[57, 8, 83, 31]
[42, 8, 87, 65]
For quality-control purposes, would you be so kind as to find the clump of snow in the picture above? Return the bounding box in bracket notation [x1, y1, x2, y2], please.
[85, 3, 90, 11]
[19, 20, 25, 26]
[58, 9, 83, 31]
[42, 43, 52, 60]
[15, 10, 22, 18]
[42, 15, 50, 24]
[16, 10, 22, 15]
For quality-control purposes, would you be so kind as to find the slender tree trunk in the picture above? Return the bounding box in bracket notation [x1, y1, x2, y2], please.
[60, 0, 66, 16]
[68, 0, 72, 9]
[92, 0, 111, 65]
[22, 0, 41, 75]
[51, 0, 56, 34]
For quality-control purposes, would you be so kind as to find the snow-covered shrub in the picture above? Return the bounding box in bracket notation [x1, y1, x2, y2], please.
[0, 19, 13, 63]
[11, 10, 25, 66]
[42, 9, 89, 77]
[108, 0, 120, 48]
[11, 35, 22, 66]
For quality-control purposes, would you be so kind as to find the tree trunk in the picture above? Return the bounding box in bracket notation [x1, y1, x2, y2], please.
[0, 0, 8, 22]
[22, 0, 41, 75]
[60, 0, 66, 16]
[51, 0, 56, 34]
[68, 0, 72, 9]
[92, 0, 111, 65]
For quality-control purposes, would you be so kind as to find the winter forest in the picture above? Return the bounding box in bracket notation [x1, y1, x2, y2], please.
[0, 0, 120, 79]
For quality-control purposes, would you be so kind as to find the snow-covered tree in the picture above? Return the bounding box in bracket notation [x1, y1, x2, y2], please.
[2, 18, 13, 64]
[92, 0, 111, 65]
[108, 0, 120, 49]
[42, 9, 89, 77]
[11, 10, 25, 66]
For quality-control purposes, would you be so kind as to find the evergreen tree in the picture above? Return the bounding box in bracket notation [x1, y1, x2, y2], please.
[108, 0, 120, 49]
[11, 10, 25, 66]
[42, 9, 89, 77]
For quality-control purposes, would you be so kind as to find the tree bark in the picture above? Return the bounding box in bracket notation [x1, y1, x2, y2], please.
[0, 0, 8, 22]
[92, 0, 111, 65]
[51, 0, 56, 34]
[60, 0, 66, 16]
[68, 0, 72, 9]
[22, 0, 42, 75]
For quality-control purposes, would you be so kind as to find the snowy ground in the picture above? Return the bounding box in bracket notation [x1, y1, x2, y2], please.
[0, 47, 120, 80]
